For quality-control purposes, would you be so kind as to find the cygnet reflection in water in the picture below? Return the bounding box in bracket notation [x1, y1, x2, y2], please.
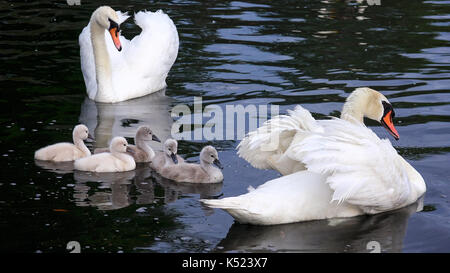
[154, 174, 223, 215]
[34, 160, 75, 175]
[72, 164, 154, 210]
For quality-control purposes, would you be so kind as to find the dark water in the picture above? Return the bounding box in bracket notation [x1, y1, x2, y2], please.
[1, 0, 449, 253]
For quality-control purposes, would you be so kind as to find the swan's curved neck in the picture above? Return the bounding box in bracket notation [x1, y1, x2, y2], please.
[340, 92, 370, 124]
[90, 20, 114, 102]
[73, 137, 91, 156]
[136, 138, 155, 159]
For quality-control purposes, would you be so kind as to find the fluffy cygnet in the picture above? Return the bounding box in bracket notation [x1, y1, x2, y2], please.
[94, 125, 160, 162]
[34, 124, 93, 162]
[150, 139, 184, 172]
[74, 137, 136, 172]
[159, 146, 223, 183]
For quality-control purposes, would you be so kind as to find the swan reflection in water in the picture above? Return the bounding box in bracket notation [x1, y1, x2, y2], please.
[78, 90, 174, 151]
[214, 198, 424, 253]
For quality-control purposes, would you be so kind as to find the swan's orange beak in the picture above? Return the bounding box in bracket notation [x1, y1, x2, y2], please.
[381, 109, 399, 140]
[109, 27, 122, 51]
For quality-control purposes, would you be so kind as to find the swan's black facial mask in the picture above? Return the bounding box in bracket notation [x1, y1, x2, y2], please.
[108, 19, 122, 51]
[381, 101, 400, 140]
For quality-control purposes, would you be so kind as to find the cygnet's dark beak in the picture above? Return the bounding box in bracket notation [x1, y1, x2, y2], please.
[170, 153, 178, 164]
[152, 134, 161, 143]
[87, 134, 95, 141]
[213, 159, 223, 169]
[126, 146, 135, 154]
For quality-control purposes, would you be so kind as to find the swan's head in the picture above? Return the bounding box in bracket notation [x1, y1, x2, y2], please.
[164, 139, 179, 164]
[73, 124, 94, 141]
[136, 126, 161, 143]
[110, 137, 131, 154]
[343, 87, 399, 140]
[200, 146, 223, 169]
[92, 6, 122, 51]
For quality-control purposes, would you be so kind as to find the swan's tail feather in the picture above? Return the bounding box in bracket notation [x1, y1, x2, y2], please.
[200, 198, 236, 209]
[200, 198, 244, 210]
[201, 197, 265, 225]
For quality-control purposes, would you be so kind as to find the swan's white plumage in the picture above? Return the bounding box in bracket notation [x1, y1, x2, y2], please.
[204, 101, 426, 225]
[202, 171, 362, 225]
[34, 124, 91, 162]
[79, 9, 179, 102]
[287, 117, 411, 214]
[74, 137, 136, 172]
[74, 152, 136, 173]
[34, 143, 89, 162]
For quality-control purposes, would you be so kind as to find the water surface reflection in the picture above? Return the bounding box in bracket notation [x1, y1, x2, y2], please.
[79, 91, 174, 150]
[216, 199, 424, 253]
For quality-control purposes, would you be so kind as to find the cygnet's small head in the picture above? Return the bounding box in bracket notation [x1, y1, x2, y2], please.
[92, 6, 122, 51]
[73, 124, 93, 141]
[347, 87, 399, 140]
[110, 137, 131, 154]
[200, 146, 223, 169]
[136, 126, 161, 143]
[164, 139, 179, 164]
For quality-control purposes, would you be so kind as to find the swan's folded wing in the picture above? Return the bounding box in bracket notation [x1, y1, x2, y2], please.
[237, 105, 324, 170]
[288, 119, 411, 213]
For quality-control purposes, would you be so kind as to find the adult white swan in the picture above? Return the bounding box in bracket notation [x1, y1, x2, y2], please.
[201, 88, 426, 225]
[79, 6, 179, 103]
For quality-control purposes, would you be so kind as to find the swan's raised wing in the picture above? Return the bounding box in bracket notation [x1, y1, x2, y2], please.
[237, 105, 324, 172]
[288, 118, 411, 213]
[110, 10, 179, 101]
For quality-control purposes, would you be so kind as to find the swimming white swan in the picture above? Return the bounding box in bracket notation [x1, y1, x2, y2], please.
[34, 124, 93, 162]
[150, 139, 184, 172]
[74, 136, 136, 172]
[94, 125, 160, 162]
[159, 146, 223, 183]
[79, 6, 179, 103]
[201, 88, 426, 225]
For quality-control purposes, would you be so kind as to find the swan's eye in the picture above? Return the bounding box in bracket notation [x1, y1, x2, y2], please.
[123, 144, 126, 147]
[211, 155, 214, 157]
